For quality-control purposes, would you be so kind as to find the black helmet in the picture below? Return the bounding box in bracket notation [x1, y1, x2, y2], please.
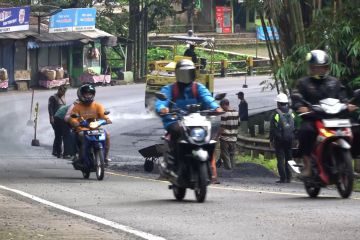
[175, 59, 196, 84]
[306, 50, 330, 79]
[78, 84, 96, 104]
[306, 50, 330, 66]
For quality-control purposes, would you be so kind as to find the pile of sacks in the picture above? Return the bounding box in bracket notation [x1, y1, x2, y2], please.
[40, 66, 64, 80]
[0, 68, 8, 81]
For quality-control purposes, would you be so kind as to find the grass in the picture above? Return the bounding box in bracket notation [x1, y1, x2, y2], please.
[354, 179, 360, 192]
[234, 153, 360, 193]
[235, 153, 278, 174]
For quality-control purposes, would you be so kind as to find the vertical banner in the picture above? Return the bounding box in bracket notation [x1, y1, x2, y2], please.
[0, 6, 30, 33]
[215, 6, 232, 34]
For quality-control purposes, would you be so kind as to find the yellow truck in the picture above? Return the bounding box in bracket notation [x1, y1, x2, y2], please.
[145, 35, 216, 111]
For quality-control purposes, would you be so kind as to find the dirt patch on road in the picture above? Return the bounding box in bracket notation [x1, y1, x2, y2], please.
[109, 162, 277, 180]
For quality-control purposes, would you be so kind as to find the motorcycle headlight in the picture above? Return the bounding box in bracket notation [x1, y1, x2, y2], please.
[190, 127, 206, 142]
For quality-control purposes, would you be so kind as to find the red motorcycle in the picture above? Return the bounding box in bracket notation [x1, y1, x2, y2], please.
[292, 94, 359, 198]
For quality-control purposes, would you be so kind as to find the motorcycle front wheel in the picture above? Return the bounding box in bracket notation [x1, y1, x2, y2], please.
[82, 170, 90, 179]
[335, 150, 353, 198]
[94, 149, 105, 181]
[173, 186, 186, 201]
[194, 163, 208, 203]
[304, 182, 320, 198]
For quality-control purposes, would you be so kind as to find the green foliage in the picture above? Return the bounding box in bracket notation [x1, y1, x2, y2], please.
[355, 179, 360, 192]
[236, 153, 278, 174]
[147, 47, 173, 61]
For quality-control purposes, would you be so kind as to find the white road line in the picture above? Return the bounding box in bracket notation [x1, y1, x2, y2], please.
[107, 171, 360, 200]
[0, 185, 166, 240]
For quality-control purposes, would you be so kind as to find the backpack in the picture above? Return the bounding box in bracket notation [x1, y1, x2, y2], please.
[171, 82, 198, 102]
[275, 108, 295, 142]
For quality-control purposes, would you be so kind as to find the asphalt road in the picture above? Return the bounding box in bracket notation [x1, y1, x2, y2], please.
[1, 76, 360, 240]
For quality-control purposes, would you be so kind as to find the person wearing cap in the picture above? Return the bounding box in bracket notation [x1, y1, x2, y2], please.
[291, 49, 357, 178]
[184, 44, 198, 64]
[218, 98, 239, 170]
[270, 93, 295, 183]
[236, 91, 248, 135]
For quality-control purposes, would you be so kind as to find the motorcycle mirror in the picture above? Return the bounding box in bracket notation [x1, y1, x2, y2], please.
[71, 113, 80, 118]
[351, 89, 360, 102]
[104, 110, 110, 115]
[155, 92, 168, 101]
[214, 93, 226, 101]
[291, 93, 311, 106]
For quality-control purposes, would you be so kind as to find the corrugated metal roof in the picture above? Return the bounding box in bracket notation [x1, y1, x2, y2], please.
[0, 25, 115, 46]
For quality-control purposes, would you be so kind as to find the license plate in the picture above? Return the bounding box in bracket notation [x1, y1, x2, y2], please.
[323, 119, 351, 128]
[86, 130, 104, 135]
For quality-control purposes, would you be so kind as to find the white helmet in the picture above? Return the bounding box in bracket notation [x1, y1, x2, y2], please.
[275, 93, 288, 103]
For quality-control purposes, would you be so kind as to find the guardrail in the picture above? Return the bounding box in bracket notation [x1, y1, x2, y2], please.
[237, 134, 274, 159]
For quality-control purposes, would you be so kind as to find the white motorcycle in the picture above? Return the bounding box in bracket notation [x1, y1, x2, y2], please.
[156, 92, 224, 203]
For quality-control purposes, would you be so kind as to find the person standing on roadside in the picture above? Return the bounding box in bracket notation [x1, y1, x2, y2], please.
[269, 93, 295, 183]
[236, 91, 248, 135]
[48, 85, 67, 158]
[219, 98, 239, 170]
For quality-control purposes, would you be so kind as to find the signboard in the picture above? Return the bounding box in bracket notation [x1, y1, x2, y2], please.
[215, 6, 232, 34]
[0, 6, 30, 33]
[256, 26, 279, 41]
[74, 8, 96, 31]
[49, 8, 96, 33]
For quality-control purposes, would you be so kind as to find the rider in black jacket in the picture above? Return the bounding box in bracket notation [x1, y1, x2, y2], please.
[291, 50, 357, 177]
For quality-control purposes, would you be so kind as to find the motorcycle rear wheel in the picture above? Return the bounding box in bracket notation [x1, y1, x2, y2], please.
[95, 149, 105, 181]
[336, 150, 353, 198]
[194, 163, 208, 203]
[173, 186, 186, 201]
[304, 183, 320, 198]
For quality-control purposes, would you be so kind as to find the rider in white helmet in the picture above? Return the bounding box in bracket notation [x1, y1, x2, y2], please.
[270, 93, 295, 183]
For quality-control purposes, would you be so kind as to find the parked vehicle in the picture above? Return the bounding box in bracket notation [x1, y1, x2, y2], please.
[145, 34, 216, 112]
[71, 112, 110, 180]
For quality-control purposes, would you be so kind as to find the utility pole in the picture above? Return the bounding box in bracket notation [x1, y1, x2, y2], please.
[128, 0, 140, 81]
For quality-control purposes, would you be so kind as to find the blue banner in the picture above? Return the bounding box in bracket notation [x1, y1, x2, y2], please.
[49, 9, 76, 33]
[0, 6, 30, 33]
[49, 8, 96, 33]
[74, 8, 96, 31]
[256, 26, 279, 41]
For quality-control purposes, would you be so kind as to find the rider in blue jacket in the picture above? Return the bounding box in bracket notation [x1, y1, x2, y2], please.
[155, 59, 221, 173]
[156, 59, 220, 129]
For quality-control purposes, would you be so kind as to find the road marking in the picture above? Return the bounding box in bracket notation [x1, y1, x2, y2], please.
[107, 171, 360, 200]
[0, 185, 166, 240]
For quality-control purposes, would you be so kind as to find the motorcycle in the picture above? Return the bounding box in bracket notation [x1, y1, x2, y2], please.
[291, 92, 360, 198]
[71, 112, 110, 180]
[155, 92, 224, 203]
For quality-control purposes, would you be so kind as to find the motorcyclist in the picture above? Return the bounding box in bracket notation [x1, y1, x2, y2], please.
[291, 49, 357, 177]
[155, 59, 222, 173]
[69, 84, 112, 164]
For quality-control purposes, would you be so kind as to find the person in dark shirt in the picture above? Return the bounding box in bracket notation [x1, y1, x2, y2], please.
[184, 44, 198, 64]
[48, 85, 67, 158]
[236, 91, 248, 135]
[291, 50, 357, 177]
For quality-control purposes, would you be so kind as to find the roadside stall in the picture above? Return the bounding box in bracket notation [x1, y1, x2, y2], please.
[0, 68, 8, 91]
[38, 66, 69, 89]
